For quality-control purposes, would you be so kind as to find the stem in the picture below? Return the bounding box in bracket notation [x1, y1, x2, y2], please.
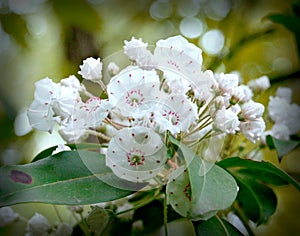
[104, 117, 128, 130]
[216, 215, 229, 236]
[87, 130, 111, 141]
[115, 189, 162, 216]
[188, 129, 214, 147]
[96, 80, 108, 95]
[163, 193, 168, 236]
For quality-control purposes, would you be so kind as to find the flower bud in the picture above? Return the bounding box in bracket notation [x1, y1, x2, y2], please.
[0, 207, 19, 227]
[26, 213, 50, 236]
[78, 57, 102, 82]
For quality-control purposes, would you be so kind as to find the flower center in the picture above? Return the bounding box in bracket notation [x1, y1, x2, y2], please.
[162, 110, 180, 125]
[125, 89, 144, 107]
[127, 149, 145, 166]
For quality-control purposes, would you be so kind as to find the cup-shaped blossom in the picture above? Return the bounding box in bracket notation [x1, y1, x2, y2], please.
[275, 87, 292, 103]
[231, 85, 253, 104]
[80, 97, 112, 127]
[153, 35, 203, 81]
[78, 57, 102, 82]
[107, 66, 161, 116]
[123, 37, 153, 68]
[59, 98, 111, 143]
[60, 75, 84, 92]
[106, 126, 167, 182]
[215, 72, 239, 96]
[188, 70, 216, 103]
[268, 96, 300, 135]
[26, 213, 50, 236]
[27, 77, 61, 132]
[267, 123, 291, 141]
[214, 107, 240, 134]
[247, 75, 270, 92]
[152, 94, 198, 134]
[240, 100, 264, 121]
[0, 207, 19, 227]
[239, 117, 266, 143]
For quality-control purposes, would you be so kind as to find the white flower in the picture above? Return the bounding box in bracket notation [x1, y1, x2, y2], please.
[268, 97, 300, 133]
[153, 35, 203, 81]
[268, 96, 289, 123]
[231, 85, 253, 103]
[247, 75, 270, 92]
[14, 108, 33, 136]
[241, 100, 264, 120]
[161, 71, 191, 95]
[107, 66, 161, 116]
[0, 207, 19, 227]
[80, 97, 112, 127]
[215, 72, 239, 96]
[107, 62, 120, 76]
[60, 75, 84, 92]
[58, 97, 110, 143]
[123, 37, 153, 68]
[152, 94, 198, 134]
[106, 126, 167, 182]
[59, 105, 89, 143]
[52, 85, 81, 119]
[267, 92, 300, 138]
[26, 213, 50, 236]
[27, 77, 60, 133]
[275, 87, 292, 103]
[52, 144, 71, 155]
[78, 57, 102, 82]
[214, 107, 240, 134]
[189, 70, 216, 103]
[270, 123, 291, 141]
[239, 117, 266, 143]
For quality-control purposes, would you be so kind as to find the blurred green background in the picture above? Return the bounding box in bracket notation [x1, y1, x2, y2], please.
[0, 0, 299, 235]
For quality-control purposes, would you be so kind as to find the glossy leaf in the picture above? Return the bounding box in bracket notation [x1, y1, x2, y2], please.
[266, 135, 299, 161]
[193, 216, 243, 236]
[217, 157, 300, 224]
[0, 150, 144, 206]
[32, 143, 103, 162]
[217, 157, 300, 191]
[166, 136, 238, 220]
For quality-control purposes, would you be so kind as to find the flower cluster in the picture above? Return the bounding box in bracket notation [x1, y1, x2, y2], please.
[264, 87, 300, 141]
[27, 35, 268, 183]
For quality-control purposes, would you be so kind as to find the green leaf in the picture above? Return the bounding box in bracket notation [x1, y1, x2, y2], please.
[0, 150, 144, 206]
[0, 13, 29, 47]
[218, 157, 300, 191]
[32, 143, 103, 162]
[193, 216, 243, 236]
[166, 136, 238, 220]
[266, 135, 299, 161]
[87, 206, 109, 236]
[217, 157, 300, 224]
